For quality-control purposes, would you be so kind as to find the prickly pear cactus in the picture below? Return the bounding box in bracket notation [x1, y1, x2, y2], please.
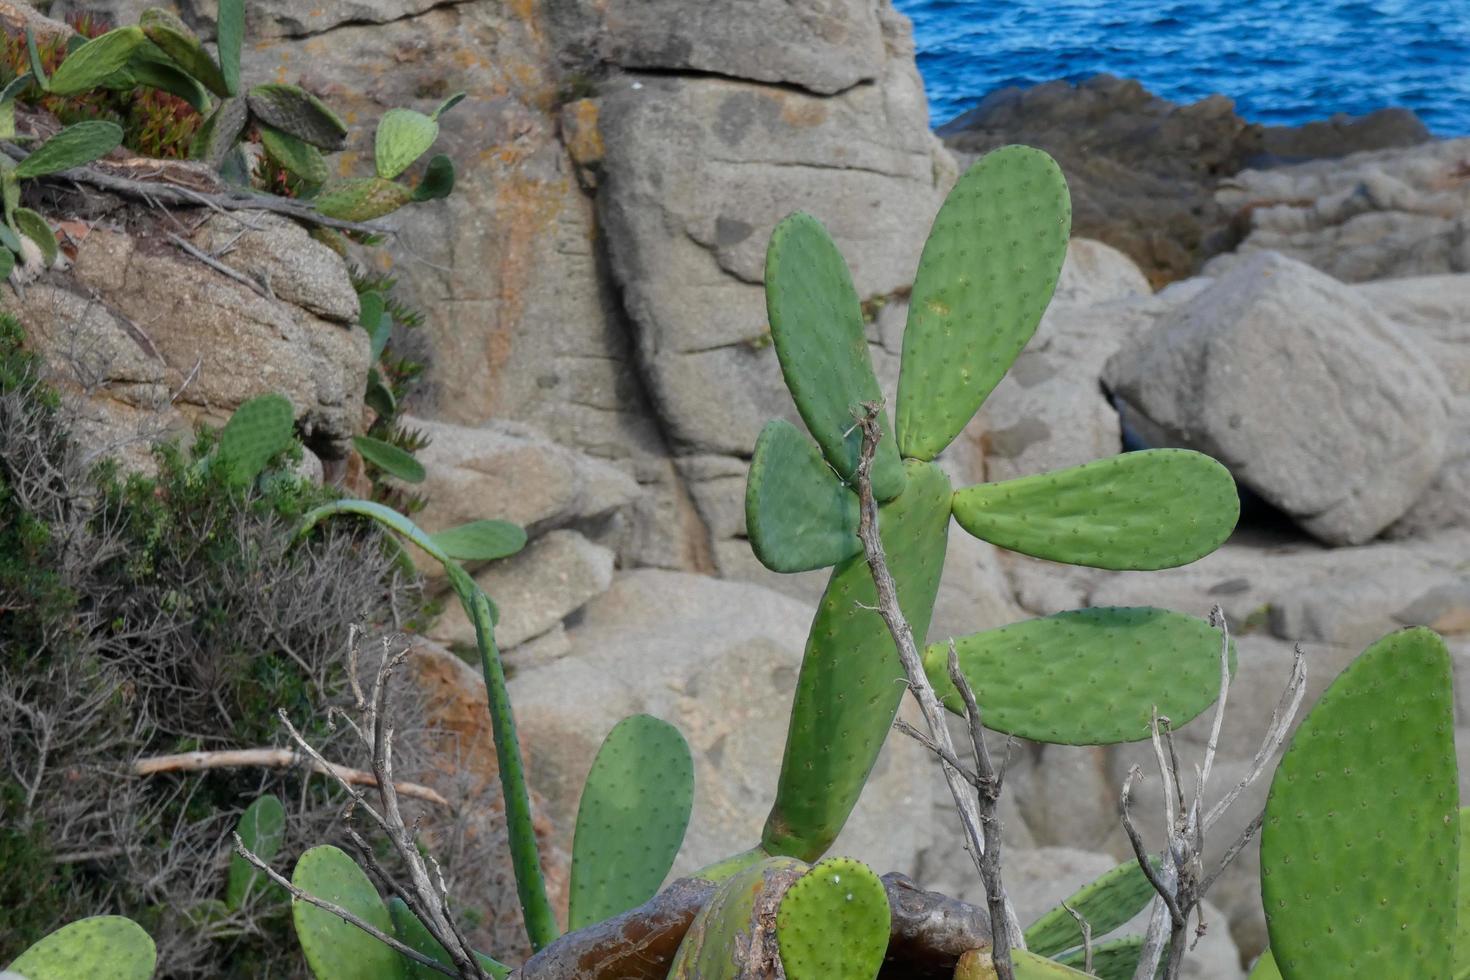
[1055, 936, 1145, 980]
[924, 607, 1232, 745]
[5, 916, 156, 980]
[388, 898, 510, 980]
[291, 844, 406, 980]
[15, 120, 125, 179]
[214, 393, 295, 487]
[569, 714, 695, 930]
[247, 84, 349, 150]
[775, 857, 890, 980]
[1260, 627, 1459, 978]
[1010, 948, 1094, 978]
[1024, 859, 1156, 956]
[46, 26, 145, 95]
[314, 177, 415, 221]
[747, 145, 1240, 867]
[668, 856, 808, 979]
[227, 793, 285, 909]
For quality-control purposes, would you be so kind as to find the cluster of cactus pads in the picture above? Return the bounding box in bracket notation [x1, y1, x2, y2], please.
[0, 0, 455, 254]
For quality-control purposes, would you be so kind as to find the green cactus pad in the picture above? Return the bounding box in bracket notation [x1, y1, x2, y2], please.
[745, 418, 861, 573]
[13, 207, 56, 266]
[215, 393, 295, 486]
[430, 520, 527, 562]
[951, 449, 1239, 570]
[1249, 950, 1282, 980]
[190, 96, 248, 168]
[1012, 948, 1094, 978]
[126, 45, 211, 112]
[353, 434, 425, 483]
[569, 714, 695, 929]
[669, 857, 807, 979]
[776, 857, 890, 980]
[217, 0, 243, 95]
[227, 793, 286, 909]
[140, 8, 227, 97]
[15, 120, 124, 178]
[6, 916, 156, 980]
[388, 897, 510, 979]
[1261, 627, 1458, 978]
[291, 844, 407, 980]
[762, 459, 951, 861]
[764, 212, 905, 501]
[248, 84, 349, 151]
[1024, 859, 1156, 956]
[48, 26, 145, 95]
[412, 154, 455, 202]
[260, 125, 329, 186]
[1055, 936, 1145, 980]
[315, 177, 414, 222]
[1457, 808, 1470, 977]
[925, 607, 1230, 744]
[375, 107, 439, 180]
[896, 146, 1070, 461]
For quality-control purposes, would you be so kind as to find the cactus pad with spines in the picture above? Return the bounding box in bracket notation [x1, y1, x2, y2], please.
[1024, 859, 1156, 956]
[430, 519, 527, 562]
[669, 857, 807, 979]
[247, 84, 349, 150]
[13, 208, 56, 266]
[140, 7, 228, 97]
[569, 714, 695, 930]
[745, 418, 861, 573]
[1260, 627, 1458, 978]
[951, 449, 1239, 570]
[926, 608, 1230, 744]
[1249, 951, 1282, 980]
[215, 393, 295, 486]
[1055, 936, 1145, 980]
[15, 120, 124, 178]
[376, 108, 439, 180]
[227, 793, 285, 909]
[353, 433, 426, 483]
[1457, 807, 1470, 977]
[47, 26, 145, 94]
[190, 96, 248, 168]
[776, 856, 890, 980]
[6, 916, 156, 980]
[762, 459, 951, 861]
[765, 212, 905, 501]
[291, 844, 406, 980]
[315, 177, 415, 221]
[896, 145, 1071, 460]
[261, 125, 329, 186]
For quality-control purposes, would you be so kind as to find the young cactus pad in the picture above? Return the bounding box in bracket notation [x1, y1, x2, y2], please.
[227, 793, 286, 909]
[775, 856, 890, 980]
[1260, 627, 1458, 978]
[924, 608, 1232, 744]
[569, 714, 695, 930]
[1023, 859, 1156, 956]
[214, 392, 295, 486]
[291, 844, 406, 980]
[746, 145, 1239, 865]
[668, 856, 807, 979]
[5, 916, 156, 980]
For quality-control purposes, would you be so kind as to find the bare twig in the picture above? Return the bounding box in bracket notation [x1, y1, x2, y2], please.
[131, 749, 450, 806]
[1126, 609, 1306, 980]
[893, 718, 983, 790]
[166, 233, 272, 299]
[849, 401, 1024, 972]
[230, 832, 455, 977]
[1061, 901, 1093, 976]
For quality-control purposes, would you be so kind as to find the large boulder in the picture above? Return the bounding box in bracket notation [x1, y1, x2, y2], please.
[1104, 252, 1450, 545]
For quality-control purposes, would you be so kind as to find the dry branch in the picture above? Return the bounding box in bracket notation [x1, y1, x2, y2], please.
[131, 747, 450, 807]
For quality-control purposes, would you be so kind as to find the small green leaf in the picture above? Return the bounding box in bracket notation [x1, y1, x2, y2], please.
[429, 520, 526, 562]
[125, 44, 212, 111]
[140, 8, 229, 97]
[354, 434, 425, 484]
[411, 154, 455, 202]
[227, 794, 286, 909]
[48, 26, 146, 95]
[358, 290, 392, 361]
[430, 92, 465, 120]
[15, 121, 125, 178]
[365, 371, 396, 418]
[217, 0, 244, 96]
[13, 208, 56, 266]
[26, 29, 48, 90]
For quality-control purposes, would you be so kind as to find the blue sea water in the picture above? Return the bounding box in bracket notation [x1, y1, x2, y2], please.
[892, 0, 1470, 136]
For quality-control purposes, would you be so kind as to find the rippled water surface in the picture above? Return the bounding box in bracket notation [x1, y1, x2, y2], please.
[893, 0, 1470, 134]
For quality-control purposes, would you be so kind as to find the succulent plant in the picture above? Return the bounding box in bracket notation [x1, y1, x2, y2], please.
[747, 145, 1240, 863]
[291, 844, 407, 980]
[775, 856, 890, 979]
[227, 793, 286, 909]
[1023, 859, 1155, 957]
[4, 916, 156, 980]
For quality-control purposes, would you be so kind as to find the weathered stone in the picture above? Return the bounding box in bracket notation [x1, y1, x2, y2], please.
[430, 529, 615, 650]
[507, 570, 938, 878]
[1211, 137, 1470, 282]
[191, 212, 359, 323]
[547, 0, 888, 96]
[1104, 252, 1450, 544]
[64, 221, 370, 459]
[401, 415, 641, 538]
